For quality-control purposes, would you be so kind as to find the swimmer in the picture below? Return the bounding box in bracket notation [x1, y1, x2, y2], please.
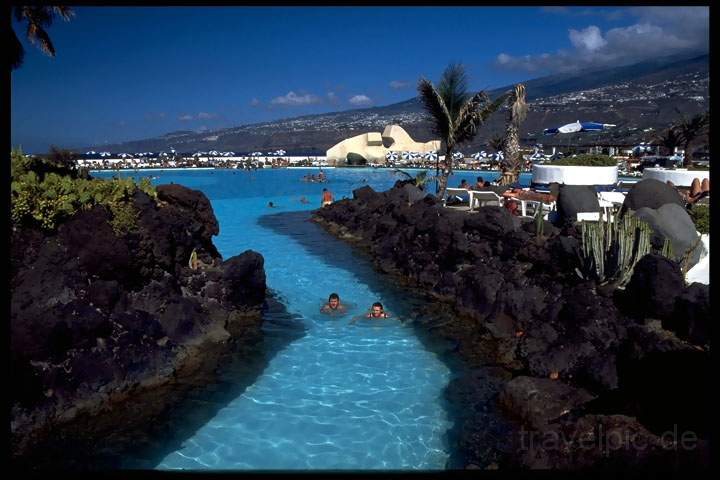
[320, 293, 347, 314]
[350, 302, 392, 324]
[366, 302, 391, 318]
[299, 196, 310, 204]
[268, 201, 277, 208]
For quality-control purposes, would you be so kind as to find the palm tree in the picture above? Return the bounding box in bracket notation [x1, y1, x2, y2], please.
[498, 84, 528, 186]
[653, 127, 683, 156]
[674, 111, 709, 167]
[11, 6, 74, 71]
[417, 63, 505, 198]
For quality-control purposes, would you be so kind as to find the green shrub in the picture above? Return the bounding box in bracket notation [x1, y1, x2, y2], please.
[689, 204, 709, 234]
[551, 154, 617, 167]
[109, 202, 139, 235]
[11, 149, 156, 232]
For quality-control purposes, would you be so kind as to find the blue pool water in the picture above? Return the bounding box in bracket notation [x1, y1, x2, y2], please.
[94, 168, 524, 470]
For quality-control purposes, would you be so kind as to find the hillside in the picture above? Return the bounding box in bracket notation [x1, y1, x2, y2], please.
[87, 53, 708, 154]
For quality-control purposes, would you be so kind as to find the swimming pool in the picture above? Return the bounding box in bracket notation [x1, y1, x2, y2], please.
[93, 168, 513, 470]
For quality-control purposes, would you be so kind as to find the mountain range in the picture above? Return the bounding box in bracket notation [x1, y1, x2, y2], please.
[87, 52, 709, 154]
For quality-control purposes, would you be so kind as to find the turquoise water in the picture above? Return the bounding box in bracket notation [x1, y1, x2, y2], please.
[94, 168, 525, 470]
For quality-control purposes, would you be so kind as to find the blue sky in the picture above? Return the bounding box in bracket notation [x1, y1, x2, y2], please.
[11, 6, 709, 153]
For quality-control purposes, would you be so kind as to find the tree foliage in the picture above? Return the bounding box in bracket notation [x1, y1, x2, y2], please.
[11, 148, 156, 233]
[417, 63, 504, 198]
[11, 6, 74, 70]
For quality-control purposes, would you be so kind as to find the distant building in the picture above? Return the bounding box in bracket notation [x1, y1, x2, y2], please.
[326, 124, 440, 166]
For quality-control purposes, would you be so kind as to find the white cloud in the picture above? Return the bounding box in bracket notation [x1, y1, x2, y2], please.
[327, 92, 339, 105]
[197, 112, 217, 119]
[496, 7, 708, 74]
[270, 91, 321, 106]
[349, 94, 372, 106]
[389, 80, 409, 90]
[569, 25, 607, 51]
[178, 114, 194, 121]
[250, 98, 261, 107]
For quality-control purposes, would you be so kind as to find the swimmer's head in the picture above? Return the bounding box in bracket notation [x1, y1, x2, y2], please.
[371, 302, 384, 317]
[328, 293, 340, 309]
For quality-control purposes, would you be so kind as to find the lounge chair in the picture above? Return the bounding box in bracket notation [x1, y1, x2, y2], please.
[469, 190, 505, 211]
[443, 188, 472, 208]
[576, 211, 615, 222]
[506, 197, 555, 218]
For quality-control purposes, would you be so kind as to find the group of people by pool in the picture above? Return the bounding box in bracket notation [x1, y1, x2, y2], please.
[268, 188, 334, 209]
[302, 170, 327, 183]
[320, 293, 392, 323]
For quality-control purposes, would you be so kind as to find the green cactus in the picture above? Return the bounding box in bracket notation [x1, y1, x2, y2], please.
[579, 210, 658, 287]
[534, 205, 544, 238]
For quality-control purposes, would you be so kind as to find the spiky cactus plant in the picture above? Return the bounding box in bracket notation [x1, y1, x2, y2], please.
[579, 210, 654, 287]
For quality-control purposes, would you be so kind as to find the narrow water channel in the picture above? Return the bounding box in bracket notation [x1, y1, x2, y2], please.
[96, 168, 515, 470]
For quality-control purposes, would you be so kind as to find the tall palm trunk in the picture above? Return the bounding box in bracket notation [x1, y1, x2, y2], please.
[498, 84, 527, 186]
[683, 140, 694, 168]
[437, 146, 453, 198]
[500, 122, 521, 185]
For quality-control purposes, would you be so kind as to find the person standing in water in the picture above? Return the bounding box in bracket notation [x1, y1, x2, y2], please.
[321, 188, 334, 207]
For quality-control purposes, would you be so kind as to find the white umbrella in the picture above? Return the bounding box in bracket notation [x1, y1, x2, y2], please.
[544, 120, 617, 135]
[424, 151, 438, 161]
[472, 152, 482, 160]
[401, 151, 411, 160]
[452, 151, 464, 160]
[386, 151, 399, 161]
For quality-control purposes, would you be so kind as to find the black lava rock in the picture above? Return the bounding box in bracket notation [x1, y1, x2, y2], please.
[620, 178, 684, 214]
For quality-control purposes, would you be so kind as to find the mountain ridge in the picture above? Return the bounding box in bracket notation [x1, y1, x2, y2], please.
[84, 52, 708, 154]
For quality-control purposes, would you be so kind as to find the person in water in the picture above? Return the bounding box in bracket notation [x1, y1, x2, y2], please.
[268, 201, 277, 208]
[299, 196, 310, 204]
[321, 293, 347, 313]
[321, 188, 334, 207]
[366, 302, 391, 318]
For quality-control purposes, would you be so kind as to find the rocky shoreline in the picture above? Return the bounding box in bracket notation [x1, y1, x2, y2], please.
[312, 181, 711, 470]
[10, 184, 268, 469]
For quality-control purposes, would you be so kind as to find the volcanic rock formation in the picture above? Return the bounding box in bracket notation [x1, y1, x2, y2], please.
[11, 183, 267, 469]
[312, 181, 710, 470]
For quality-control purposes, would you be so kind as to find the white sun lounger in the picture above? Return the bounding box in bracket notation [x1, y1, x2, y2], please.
[469, 191, 504, 211]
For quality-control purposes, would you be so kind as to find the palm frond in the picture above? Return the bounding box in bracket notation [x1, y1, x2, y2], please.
[510, 83, 528, 126]
[453, 91, 491, 145]
[417, 77, 451, 143]
[53, 6, 75, 21]
[27, 22, 55, 57]
[488, 134, 505, 152]
[437, 63, 470, 120]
